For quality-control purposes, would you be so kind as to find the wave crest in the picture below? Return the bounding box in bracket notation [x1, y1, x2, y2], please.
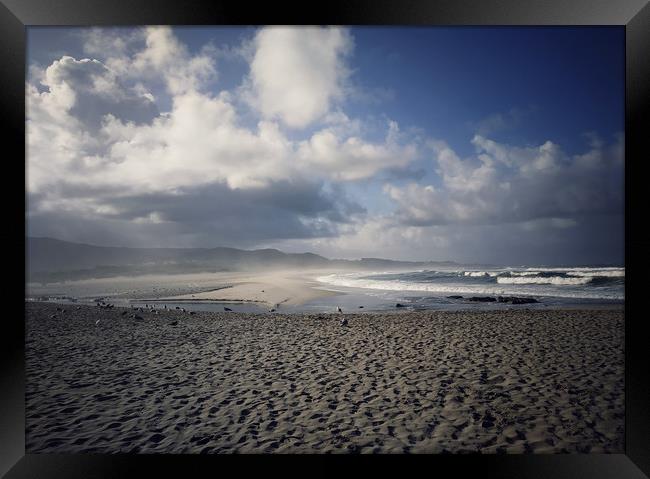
[497, 276, 592, 285]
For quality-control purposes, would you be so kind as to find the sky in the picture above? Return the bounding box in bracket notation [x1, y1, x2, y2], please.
[26, 26, 624, 265]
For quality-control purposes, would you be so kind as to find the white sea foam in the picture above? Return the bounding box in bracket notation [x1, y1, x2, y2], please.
[566, 270, 625, 278]
[520, 266, 624, 273]
[497, 276, 592, 285]
[462, 271, 500, 277]
[315, 272, 623, 300]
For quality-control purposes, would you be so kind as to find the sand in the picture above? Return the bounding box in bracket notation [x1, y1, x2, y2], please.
[25, 303, 624, 454]
[155, 270, 338, 306]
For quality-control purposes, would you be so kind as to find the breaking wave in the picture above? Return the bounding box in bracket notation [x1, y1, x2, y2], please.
[497, 276, 592, 285]
[316, 265, 624, 301]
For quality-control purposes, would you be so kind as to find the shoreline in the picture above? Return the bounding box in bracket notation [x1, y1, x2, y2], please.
[26, 269, 623, 314]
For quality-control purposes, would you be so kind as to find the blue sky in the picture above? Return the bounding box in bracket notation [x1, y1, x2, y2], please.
[26, 26, 624, 265]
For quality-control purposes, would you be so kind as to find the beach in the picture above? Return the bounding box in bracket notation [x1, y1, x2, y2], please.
[25, 302, 624, 454]
[154, 270, 339, 307]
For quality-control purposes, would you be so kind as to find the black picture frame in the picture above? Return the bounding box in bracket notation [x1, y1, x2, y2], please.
[2, 1, 649, 477]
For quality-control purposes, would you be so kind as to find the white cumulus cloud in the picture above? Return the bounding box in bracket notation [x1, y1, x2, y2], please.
[386, 134, 623, 227]
[243, 26, 353, 129]
[26, 27, 420, 247]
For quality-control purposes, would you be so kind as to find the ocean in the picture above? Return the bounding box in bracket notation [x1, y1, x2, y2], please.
[310, 266, 624, 311]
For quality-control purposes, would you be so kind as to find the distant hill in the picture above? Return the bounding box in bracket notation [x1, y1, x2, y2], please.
[26, 237, 457, 283]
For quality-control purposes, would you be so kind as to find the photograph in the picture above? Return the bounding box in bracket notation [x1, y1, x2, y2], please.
[24, 24, 626, 455]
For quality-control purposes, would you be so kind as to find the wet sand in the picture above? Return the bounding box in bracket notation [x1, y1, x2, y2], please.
[157, 270, 338, 307]
[25, 303, 624, 454]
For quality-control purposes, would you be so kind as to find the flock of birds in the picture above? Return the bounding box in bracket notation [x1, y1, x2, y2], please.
[45, 299, 352, 328]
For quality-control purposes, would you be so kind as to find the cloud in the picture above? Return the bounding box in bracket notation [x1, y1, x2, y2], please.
[36, 56, 159, 130]
[274, 212, 622, 265]
[28, 180, 364, 248]
[28, 29, 418, 197]
[265, 216, 449, 261]
[26, 26, 623, 265]
[81, 27, 142, 59]
[27, 27, 420, 248]
[242, 26, 353, 129]
[92, 27, 219, 97]
[386, 134, 623, 227]
[297, 120, 418, 181]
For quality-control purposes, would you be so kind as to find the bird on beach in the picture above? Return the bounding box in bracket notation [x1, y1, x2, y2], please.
[224, 307, 233, 312]
[337, 306, 342, 313]
[95, 319, 100, 326]
[340, 318, 348, 327]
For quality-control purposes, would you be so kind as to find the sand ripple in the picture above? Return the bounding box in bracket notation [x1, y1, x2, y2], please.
[25, 303, 624, 454]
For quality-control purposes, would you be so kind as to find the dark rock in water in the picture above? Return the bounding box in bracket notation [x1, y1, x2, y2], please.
[224, 307, 233, 312]
[175, 306, 180, 310]
[497, 296, 539, 304]
[469, 296, 497, 302]
[189, 311, 196, 315]
[121, 311, 128, 316]
[395, 303, 406, 308]
[358, 306, 364, 308]
[269, 309, 276, 312]
[447, 295, 463, 300]
[511, 297, 538, 304]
